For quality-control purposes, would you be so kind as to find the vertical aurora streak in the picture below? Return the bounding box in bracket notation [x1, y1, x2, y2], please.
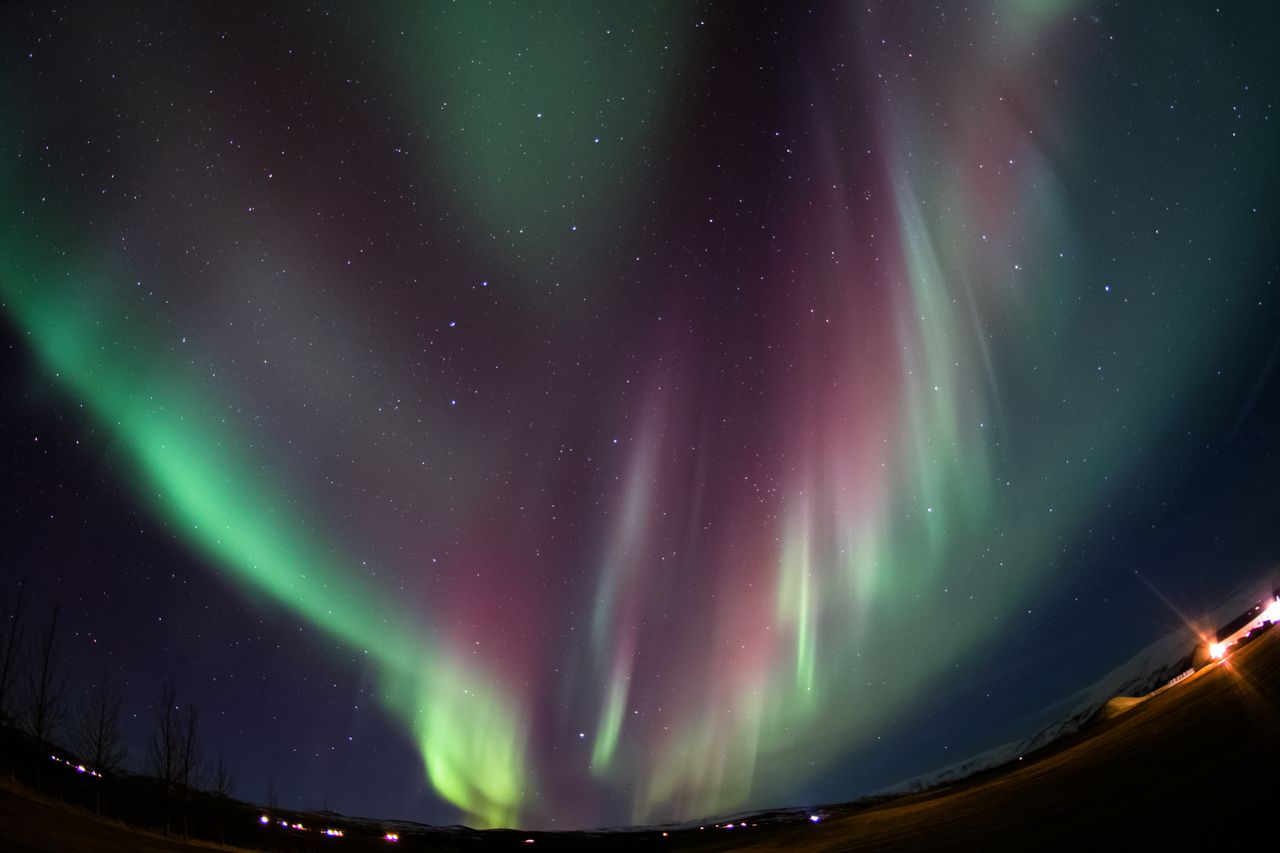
[2, 0, 1278, 830]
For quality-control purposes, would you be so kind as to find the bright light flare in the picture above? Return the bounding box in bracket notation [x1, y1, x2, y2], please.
[1260, 597, 1280, 624]
[384, 833, 400, 842]
[1209, 642, 1227, 660]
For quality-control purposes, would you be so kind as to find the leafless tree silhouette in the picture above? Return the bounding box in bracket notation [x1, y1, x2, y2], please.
[75, 667, 127, 812]
[211, 751, 235, 845]
[211, 753, 235, 797]
[179, 702, 203, 793]
[148, 681, 181, 835]
[178, 702, 203, 836]
[75, 667, 128, 772]
[23, 603, 67, 744]
[148, 681, 181, 785]
[0, 577, 28, 721]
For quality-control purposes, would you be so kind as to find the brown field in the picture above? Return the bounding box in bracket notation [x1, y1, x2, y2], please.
[0, 776, 251, 853]
[684, 626, 1280, 851]
[3, 627, 1277, 852]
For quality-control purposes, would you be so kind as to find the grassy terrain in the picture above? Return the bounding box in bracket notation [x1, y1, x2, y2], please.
[2, 626, 1277, 851]
[683, 624, 1280, 850]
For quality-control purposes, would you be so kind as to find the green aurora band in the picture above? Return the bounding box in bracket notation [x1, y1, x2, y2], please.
[0, 232, 530, 827]
[2, 0, 1278, 829]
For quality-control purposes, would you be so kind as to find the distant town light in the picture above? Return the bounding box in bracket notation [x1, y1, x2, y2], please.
[384, 832, 400, 842]
[809, 814, 822, 823]
[259, 815, 269, 824]
[1261, 598, 1280, 623]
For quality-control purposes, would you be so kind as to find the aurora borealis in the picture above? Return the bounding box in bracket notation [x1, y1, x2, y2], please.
[2, 0, 1279, 831]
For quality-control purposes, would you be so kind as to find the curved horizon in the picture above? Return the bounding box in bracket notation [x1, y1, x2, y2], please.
[1, 0, 1278, 830]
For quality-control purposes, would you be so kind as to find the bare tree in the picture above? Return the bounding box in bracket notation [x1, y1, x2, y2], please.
[75, 667, 127, 813]
[24, 603, 67, 744]
[75, 667, 128, 774]
[177, 702, 203, 837]
[211, 752, 236, 844]
[148, 682, 181, 835]
[211, 753, 235, 798]
[149, 683, 202, 789]
[148, 681, 181, 783]
[178, 702, 202, 792]
[0, 577, 29, 721]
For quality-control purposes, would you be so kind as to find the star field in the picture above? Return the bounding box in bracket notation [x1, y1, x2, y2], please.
[1, 0, 1279, 831]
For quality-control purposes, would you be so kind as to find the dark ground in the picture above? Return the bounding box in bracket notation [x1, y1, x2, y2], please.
[3, 626, 1278, 851]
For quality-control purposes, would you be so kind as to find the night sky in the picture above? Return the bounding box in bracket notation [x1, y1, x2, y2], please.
[2, 0, 1279, 832]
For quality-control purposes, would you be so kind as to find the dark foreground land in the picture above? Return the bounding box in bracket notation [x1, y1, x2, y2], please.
[3, 628, 1279, 852]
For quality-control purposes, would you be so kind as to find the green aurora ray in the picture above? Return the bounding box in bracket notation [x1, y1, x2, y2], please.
[2, 0, 1278, 829]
